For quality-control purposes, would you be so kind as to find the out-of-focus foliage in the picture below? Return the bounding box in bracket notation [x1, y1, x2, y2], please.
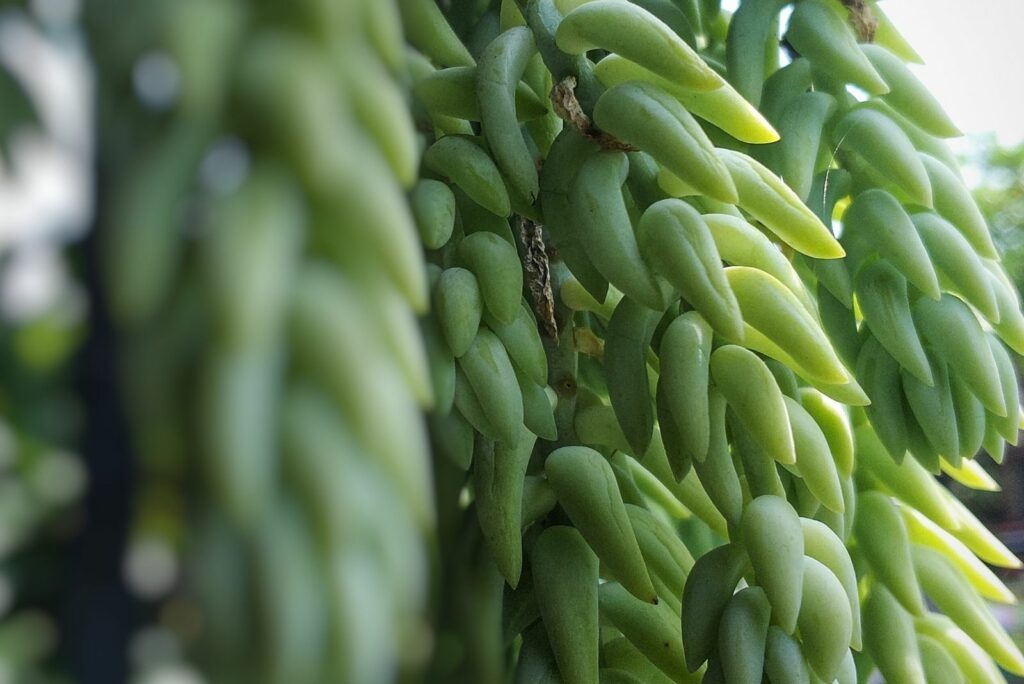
[0, 227, 87, 684]
[0, 64, 37, 163]
[966, 136, 1024, 532]
[0, 5, 89, 682]
[971, 135, 1024, 288]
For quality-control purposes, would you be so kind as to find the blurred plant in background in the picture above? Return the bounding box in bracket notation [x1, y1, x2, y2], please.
[960, 135, 1024, 523]
[972, 136, 1024, 293]
[957, 134, 1024, 683]
[0, 3, 90, 682]
[81, 0, 438, 681]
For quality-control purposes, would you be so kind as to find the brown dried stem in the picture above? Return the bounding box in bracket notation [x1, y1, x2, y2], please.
[550, 77, 637, 151]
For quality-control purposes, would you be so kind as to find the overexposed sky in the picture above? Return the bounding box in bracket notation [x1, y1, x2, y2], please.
[881, 0, 1024, 145]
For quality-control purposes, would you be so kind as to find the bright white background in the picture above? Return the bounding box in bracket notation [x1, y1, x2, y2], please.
[881, 0, 1024, 146]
